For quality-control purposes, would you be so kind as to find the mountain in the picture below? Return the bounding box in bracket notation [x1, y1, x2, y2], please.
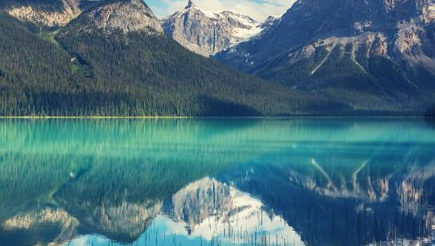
[0, 0, 340, 116]
[164, 177, 305, 245]
[61, 0, 163, 34]
[216, 0, 435, 113]
[0, 0, 88, 29]
[2, 0, 431, 115]
[217, 147, 435, 245]
[2, 207, 78, 245]
[162, 1, 267, 57]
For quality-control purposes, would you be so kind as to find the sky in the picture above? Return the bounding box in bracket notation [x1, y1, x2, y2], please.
[146, 0, 296, 21]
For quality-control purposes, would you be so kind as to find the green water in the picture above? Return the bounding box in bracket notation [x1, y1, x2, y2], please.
[0, 119, 434, 246]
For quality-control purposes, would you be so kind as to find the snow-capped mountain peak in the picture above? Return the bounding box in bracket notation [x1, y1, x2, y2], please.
[185, 0, 196, 9]
[162, 1, 270, 57]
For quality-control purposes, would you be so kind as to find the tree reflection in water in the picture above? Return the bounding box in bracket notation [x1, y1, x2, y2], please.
[0, 119, 434, 246]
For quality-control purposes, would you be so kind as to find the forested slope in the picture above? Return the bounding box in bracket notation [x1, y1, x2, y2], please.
[0, 8, 335, 116]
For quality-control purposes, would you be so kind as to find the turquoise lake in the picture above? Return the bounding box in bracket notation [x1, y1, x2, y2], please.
[0, 119, 435, 246]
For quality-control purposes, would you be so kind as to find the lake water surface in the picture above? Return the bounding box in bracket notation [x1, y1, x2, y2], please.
[0, 119, 435, 246]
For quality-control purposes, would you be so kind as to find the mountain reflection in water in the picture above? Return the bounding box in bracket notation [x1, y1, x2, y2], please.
[0, 119, 434, 246]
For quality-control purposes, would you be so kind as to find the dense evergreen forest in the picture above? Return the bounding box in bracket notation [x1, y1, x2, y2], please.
[0, 11, 344, 116]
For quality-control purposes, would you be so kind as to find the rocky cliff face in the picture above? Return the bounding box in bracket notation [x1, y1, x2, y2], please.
[216, 0, 435, 112]
[162, 1, 266, 57]
[218, 0, 435, 70]
[64, 0, 163, 34]
[2, 0, 163, 34]
[2, 0, 83, 27]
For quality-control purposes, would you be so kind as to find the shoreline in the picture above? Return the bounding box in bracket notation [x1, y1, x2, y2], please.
[0, 115, 429, 119]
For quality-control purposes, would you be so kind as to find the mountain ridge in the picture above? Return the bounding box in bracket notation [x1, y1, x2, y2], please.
[1, 0, 434, 115]
[0, 0, 334, 116]
[215, 0, 435, 112]
[60, 0, 163, 34]
[162, 1, 270, 57]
